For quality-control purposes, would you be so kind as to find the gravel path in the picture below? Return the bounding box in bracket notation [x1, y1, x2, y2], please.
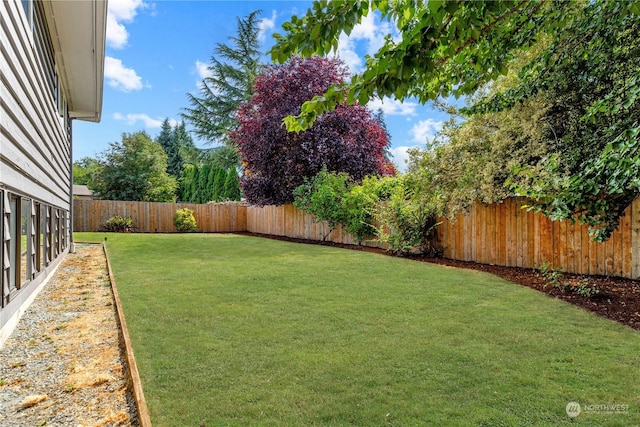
[0, 244, 139, 426]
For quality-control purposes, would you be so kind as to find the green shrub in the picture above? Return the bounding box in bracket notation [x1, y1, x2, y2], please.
[294, 170, 444, 253]
[538, 261, 563, 287]
[174, 208, 199, 233]
[100, 215, 135, 233]
[538, 263, 601, 297]
[293, 169, 351, 240]
[341, 176, 394, 244]
[375, 175, 442, 255]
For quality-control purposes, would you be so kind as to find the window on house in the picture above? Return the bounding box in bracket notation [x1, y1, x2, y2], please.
[40, 203, 47, 269]
[53, 209, 60, 258]
[33, 2, 54, 91]
[9, 196, 18, 293]
[60, 210, 66, 250]
[64, 210, 69, 250]
[35, 203, 41, 272]
[21, 0, 33, 29]
[20, 198, 30, 287]
[0, 191, 3, 304]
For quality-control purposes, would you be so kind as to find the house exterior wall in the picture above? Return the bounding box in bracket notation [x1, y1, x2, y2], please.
[0, 0, 105, 347]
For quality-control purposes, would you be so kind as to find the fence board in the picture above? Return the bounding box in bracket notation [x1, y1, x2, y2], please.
[584, 230, 592, 275]
[632, 199, 640, 279]
[622, 207, 632, 278]
[497, 202, 505, 266]
[595, 239, 605, 276]
[613, 226, 623, 278]
[507, 200, 518, 267]
[566, 220, 576, 274]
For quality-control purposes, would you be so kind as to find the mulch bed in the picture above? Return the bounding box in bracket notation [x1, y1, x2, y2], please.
[242, 232, 640, 331]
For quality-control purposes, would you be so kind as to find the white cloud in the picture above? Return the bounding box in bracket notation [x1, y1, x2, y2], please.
[113, 112, 167, 128]
[195, 60, 212, 80]
[106, 0, 147, 49]
[410, 118, 444, 144]
[389, 146, 418, 173]
[335, 34, 363, 72]
[388, 118, 445, 172]
[193, 60, 217, 90]
[105, 57, 143, 92]
[109, 0, 145, 21]
[367, 97, 418, 117]
[258, 10, 277, 42]
[349, 13, 391, 55]
[334, 13, 396, 73]
[106, 15, 129, 49]
[104, 56, 142, 92]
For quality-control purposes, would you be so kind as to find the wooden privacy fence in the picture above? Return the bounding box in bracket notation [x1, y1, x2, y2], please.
[73, 200, 246, 233]
[73, 199, 640, 279]
[438, 198, 640, 279]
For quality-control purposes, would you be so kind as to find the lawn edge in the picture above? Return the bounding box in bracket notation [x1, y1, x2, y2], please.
[102, 242, 153, 427]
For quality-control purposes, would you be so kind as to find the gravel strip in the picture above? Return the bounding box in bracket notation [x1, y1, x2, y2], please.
[0, 244, 139, 426]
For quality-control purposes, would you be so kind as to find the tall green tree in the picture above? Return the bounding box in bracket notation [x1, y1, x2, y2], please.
[206, 164, 219, 202]
[173, 122, 200, 166]
[199, 163, 211, 203]
[157, 118, 184, 179]
[182, 10, 263, 145]
[73, 157, 100, 187]
[202, 145, 242, 172]
[223, 170, 242, 201]
[92, 132, 177, 202]
[179, 164, 197, 202]
[212, 168, 227, 202]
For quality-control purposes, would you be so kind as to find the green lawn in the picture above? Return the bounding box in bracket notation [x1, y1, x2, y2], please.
[78, 233, 640, 426]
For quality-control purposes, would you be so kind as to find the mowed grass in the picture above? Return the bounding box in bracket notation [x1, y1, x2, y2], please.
[78, 232, 640, 426]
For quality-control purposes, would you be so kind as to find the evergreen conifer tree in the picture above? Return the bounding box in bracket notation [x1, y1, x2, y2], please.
[223, 170, 242, 201]
[173, 122, 200, 166]
[157, 118, 184, 179]
[179, 164, 196, 202]
[157, 118, 173, 151]
[190, 166, 200, 203]
[198, 163, 211, 203]
[212, 168, 227, 202]
[207, 164, 218, 202]
[182, 11, 263, 145]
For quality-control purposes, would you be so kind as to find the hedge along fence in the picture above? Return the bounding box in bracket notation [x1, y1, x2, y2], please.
[73, 199, 640, 279]
[73, 200, 247, 233]
[245, 204, 385, 248]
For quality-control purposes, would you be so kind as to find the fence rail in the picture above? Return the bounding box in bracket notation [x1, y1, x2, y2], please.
[73, 199, 640, 279]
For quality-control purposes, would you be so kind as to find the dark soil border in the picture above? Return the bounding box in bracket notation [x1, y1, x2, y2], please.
[238, 232, 640, 331]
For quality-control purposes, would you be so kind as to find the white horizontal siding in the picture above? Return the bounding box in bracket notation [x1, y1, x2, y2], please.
[0, 0, 70, 210]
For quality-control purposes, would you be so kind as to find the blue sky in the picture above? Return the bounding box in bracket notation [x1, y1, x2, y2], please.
[74, 0, 451, 172]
